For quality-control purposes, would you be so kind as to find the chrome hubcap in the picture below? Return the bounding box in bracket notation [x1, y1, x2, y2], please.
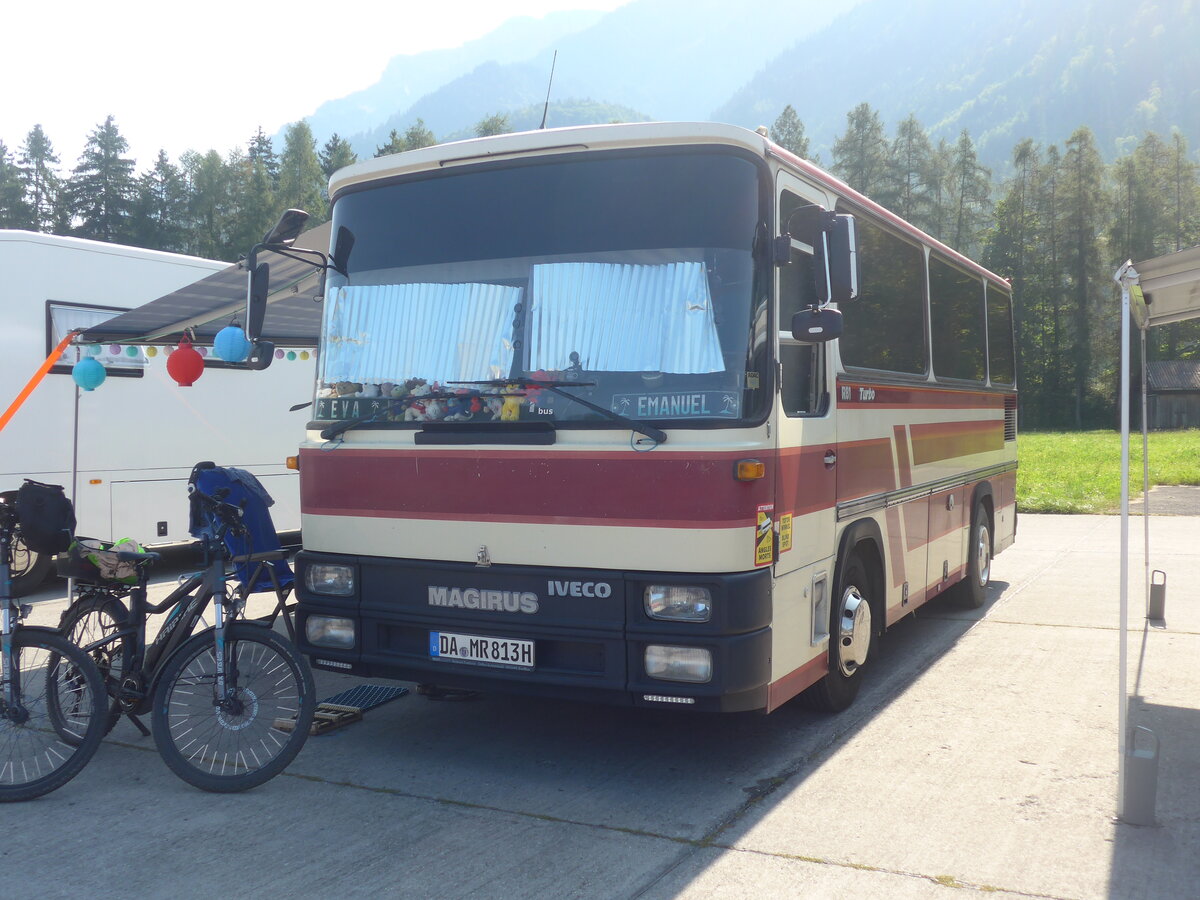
[837, 586, 872, 677]
[976, 525, 991, 586]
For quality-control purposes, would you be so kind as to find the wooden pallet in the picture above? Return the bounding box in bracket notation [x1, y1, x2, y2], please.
[274, 702, 363, 735]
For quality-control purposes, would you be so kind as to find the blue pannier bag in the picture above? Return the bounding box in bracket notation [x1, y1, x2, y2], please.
[187, 463, 293, 594]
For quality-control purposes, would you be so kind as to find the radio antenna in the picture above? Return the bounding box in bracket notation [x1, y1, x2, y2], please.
[539, 50, 558, 129]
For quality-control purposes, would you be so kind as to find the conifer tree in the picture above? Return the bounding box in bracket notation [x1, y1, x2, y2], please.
[474, 113, 511, 137]
[831, 103, 890, 200]
[186, 149, 232, 260]
[403, 119, 436, 151]
[68, 115, 137, 242]
[278, 121, 327, 221]
[131, 150, 189, 251]
[0, 140, 32, 228]
[771, 105, 810, 159]
[319, 134, 357, 178]
[17, 125, 60, 232]
[248, 127, 280, 189]
[375, 130, 407, 158]
[1060, 127, 1107, 427]
[948, 130, 992, 255]
[887, 114, 934, 230]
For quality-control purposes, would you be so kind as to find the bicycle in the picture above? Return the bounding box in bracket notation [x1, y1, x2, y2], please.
[0, 489, 106, 802]
[57, 464, 315, 792]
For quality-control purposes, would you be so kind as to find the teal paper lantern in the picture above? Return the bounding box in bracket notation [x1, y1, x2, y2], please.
[124, 345, 140, 358]
[72, 356, 107, 391]
[214, 324, 252, 363]
[286, 351, 297, 361]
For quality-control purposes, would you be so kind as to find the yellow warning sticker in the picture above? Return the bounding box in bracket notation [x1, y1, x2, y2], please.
[779, 513, 793, 553]
[755, 504, 774, 566]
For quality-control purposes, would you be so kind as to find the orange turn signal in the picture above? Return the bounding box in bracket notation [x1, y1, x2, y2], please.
[734, 459, 765, 481]
[286, 455, 300, 471]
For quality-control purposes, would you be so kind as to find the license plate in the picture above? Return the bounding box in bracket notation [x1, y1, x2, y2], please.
[429, 631, 535, 670]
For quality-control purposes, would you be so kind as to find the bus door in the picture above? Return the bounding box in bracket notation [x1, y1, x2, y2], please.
[772, 177, 838, 651]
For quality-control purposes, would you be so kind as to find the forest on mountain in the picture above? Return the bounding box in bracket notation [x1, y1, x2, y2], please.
[3, 103, 1195, 430]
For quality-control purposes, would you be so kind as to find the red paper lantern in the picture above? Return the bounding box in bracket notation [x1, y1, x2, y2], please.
[167, 335, 205, 387]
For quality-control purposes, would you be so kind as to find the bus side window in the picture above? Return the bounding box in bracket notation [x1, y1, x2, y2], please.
[781, 342, 823, 416]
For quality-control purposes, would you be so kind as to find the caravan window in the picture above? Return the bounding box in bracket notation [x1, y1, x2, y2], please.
[45, 302, 145, 377]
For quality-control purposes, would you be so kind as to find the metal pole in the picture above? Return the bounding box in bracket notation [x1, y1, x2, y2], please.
[1141, 328, 1150, 611]
[70, 345, 81, 599]
[1116, 264, 1133, 818]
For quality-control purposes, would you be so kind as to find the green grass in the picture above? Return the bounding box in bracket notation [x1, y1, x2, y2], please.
[1017, 430, 1200, 513]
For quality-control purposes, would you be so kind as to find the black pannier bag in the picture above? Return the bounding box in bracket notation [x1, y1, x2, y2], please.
[15, 480, 76, 554]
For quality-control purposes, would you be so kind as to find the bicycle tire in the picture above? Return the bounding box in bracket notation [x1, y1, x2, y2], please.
[151, 622, 315, 793]
[54, 592, 133, 740]
[1, 627, 106, 802]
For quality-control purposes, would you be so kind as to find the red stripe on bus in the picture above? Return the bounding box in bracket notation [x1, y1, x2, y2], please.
[299, 447, 776, 527]
[838, 383, 1006, 410]
[766, 653, 828, 712]
[894, 424, 912, 488]
[910, 420, 1004, 466]
[835, 438, 895, 501]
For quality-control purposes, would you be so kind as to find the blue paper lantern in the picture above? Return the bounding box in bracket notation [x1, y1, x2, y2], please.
[72, 356, 107, 391]
[214, 324, 252, 363]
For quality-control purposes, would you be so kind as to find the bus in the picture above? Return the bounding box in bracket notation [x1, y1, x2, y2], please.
[286, 122, 1017, 713]
[0, 231, 310, 595]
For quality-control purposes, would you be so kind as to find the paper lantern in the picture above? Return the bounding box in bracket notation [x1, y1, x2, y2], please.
[167, 336, 205, 387]
[214, 324, 252, 363]
[72, 357, 107, 391]
[299, 351, 310, 361]
[109, 344, 121, 355]
[124, 345, 140, 358]
[146, 346, 158, 357]
[274, 349, 285, 359]
[286, 351, 297, 361]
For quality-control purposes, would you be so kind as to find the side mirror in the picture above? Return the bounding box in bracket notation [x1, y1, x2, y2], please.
[791, 306, 843, 343]
[246, 261, 269, 342]
[263, 208, 310, 247]
[244, 340, 275, 370]
[814, 212, 858, 304]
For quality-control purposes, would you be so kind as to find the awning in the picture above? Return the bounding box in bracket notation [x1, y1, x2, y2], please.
[1137, 243, 1200, 327]
[80, 222, 330, 347]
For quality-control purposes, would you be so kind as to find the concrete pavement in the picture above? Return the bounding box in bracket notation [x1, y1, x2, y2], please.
[4, 513, 1198, 899]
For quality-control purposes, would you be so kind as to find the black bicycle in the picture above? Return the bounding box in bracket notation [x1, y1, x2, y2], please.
[58, 476, 315, 792]
[0, 490, 106, 802]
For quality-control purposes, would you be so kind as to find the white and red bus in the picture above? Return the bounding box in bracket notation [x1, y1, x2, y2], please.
[286, 122, 1017, 713]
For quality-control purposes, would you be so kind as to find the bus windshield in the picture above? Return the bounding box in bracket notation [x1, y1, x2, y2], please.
[315, 149, 766, 429]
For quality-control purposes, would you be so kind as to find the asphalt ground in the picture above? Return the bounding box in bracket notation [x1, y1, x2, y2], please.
[4, 513, 1198, 899]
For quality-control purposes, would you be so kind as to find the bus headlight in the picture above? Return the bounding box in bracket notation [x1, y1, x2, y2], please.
[644, 585, 712, 622]
[306, 615, 356, 649]
[305, 563, 355, 596]
[644, 645, 713, 683]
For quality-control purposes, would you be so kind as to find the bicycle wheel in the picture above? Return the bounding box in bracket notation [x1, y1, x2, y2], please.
[151, 622, 315, 793]
[1, 627, 106, 802]
[54, 592, 132, 740]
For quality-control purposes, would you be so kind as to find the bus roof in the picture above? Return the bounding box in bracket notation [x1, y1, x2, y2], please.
[327, 121, 1010, 291]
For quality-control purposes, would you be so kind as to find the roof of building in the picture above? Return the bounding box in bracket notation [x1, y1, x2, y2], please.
[1147, 360, 1200, 391]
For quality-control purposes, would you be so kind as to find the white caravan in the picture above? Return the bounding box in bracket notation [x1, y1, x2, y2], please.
[0, 230, 312, 594]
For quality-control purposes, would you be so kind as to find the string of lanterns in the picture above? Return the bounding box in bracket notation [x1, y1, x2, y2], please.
[70, 322, 313, 391]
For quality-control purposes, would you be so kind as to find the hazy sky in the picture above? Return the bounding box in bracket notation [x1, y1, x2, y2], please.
[4, 0, 630, 168]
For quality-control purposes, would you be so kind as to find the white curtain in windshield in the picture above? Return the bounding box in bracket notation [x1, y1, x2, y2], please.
[322, 283, 518, 384]
[527, 261, 724, 374]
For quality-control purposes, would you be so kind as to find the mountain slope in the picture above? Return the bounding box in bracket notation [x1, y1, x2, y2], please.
[711, 0, 1200, 166]
[342, 0, 865, 154]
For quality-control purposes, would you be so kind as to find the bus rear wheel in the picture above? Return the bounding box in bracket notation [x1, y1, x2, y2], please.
[803, 552, 874, 712]
[953, 504, 991, 609]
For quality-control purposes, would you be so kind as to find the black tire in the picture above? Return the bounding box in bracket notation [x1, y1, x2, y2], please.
[55, 592, 132, 739]
[8, 527, 53, 598]
[954, 504, 992, 609]
[1, 627, 106, 802]
[151, 623, 315, 793]
[803, 552, 875, 713]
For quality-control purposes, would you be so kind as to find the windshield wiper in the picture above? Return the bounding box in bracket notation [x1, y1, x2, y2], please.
[452, 378, 668, 444]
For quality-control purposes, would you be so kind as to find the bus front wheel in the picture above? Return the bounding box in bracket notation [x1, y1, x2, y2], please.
[803, 551, 875, 712]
